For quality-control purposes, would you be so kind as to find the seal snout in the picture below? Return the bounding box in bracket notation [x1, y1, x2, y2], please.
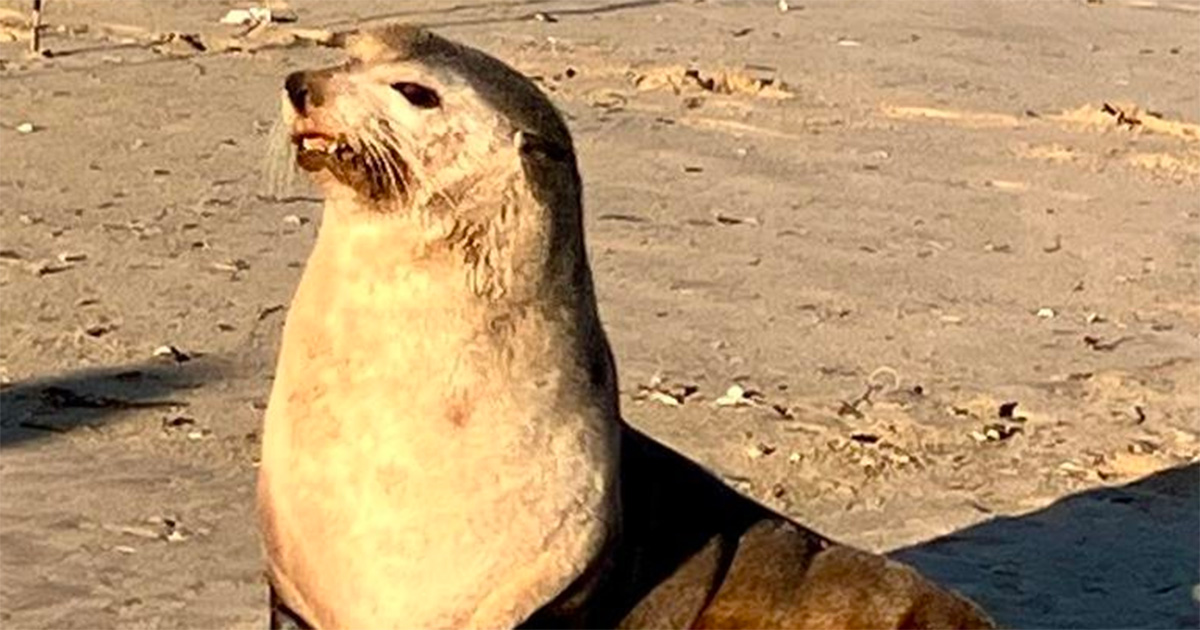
[285, 70, 325, 115]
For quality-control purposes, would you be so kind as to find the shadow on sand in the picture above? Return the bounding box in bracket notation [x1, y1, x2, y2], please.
[0, 359, 221, 448]
[2, 358, 1195, 628]
[893, 463, 1200, 629]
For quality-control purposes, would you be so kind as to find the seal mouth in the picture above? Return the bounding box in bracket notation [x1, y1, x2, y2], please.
[291, 130, 409, 201]
[292, 132, 356, 172]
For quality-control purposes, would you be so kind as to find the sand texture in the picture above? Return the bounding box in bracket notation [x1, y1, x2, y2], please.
[1, 1, 1198, 628]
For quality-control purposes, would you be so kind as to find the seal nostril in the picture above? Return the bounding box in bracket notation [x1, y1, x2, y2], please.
[285, 72, 310, 114]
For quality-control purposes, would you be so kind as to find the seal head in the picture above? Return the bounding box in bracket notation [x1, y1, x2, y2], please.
[283, 26, 574, 211]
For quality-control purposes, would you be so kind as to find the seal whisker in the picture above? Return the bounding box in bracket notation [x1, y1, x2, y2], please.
[358, 141, 389, 200]
[368, 127, 411, 183]
[362, 133, 405, 202]
[364, 144, 394, 199]
[372, 133, 409, 199]
[262, 116, 299, 200]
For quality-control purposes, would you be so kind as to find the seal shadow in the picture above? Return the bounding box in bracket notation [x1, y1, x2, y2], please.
[0, 359, 221, 448]
[892, 463, 1200, 629]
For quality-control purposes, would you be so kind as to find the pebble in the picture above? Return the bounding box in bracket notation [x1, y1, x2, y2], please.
[186, 428, 211, 441]
[647, 391, 681, 407]
[152, 345, 191, 362]
[714, 384, 753, 407]
[745, 443, 776, 459]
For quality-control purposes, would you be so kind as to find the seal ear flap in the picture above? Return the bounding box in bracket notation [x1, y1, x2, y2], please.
[332, 24, 434, 62]
[514, 129, 572, 164]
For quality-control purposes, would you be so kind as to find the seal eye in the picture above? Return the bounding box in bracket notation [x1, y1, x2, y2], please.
[391, 82, 441, 109]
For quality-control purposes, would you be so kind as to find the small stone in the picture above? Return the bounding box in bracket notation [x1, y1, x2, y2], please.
[114, 545, 137, 554]
[715, 385, 754, 407]
[16, 122, 35, 134]
[57, 252, 87, 263]
[980, 423, 1023, 442]
[186, 428, 211, 441]
[1036, 307, 1056, 319]
[152, 345, 191, 363]
[211, 259, 250, 273]
[220, 7, 273, 25]
[162, 415, 196, 430]
[849, 432, 881, 445]
[83, 323, 114, 337]
[647, 391, 682, 407]
[745, 443, 776, 459]
[1058, 461, 1084, 472]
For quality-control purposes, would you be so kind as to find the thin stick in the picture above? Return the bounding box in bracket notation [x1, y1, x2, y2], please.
[29, 0, 43, 55]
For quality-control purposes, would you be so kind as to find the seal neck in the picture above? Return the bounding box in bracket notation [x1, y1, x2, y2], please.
[315, 187, 589, 307]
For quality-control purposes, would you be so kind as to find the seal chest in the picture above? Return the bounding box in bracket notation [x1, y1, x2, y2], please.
[258, 24, 620, 629]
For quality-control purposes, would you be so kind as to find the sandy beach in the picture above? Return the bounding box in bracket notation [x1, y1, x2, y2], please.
[1, 1, 1197, 627]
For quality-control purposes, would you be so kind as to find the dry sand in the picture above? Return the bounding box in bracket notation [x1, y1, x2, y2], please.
[1, 1, 1198, 628]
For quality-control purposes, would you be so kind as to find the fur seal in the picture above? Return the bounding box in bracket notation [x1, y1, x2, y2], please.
[258, 24, 994, 630]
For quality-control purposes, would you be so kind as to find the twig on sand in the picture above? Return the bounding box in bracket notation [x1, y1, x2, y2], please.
[29, 0, 42, 55]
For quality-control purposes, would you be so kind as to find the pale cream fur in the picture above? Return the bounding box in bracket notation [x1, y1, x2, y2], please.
[259, 26, 621, 629]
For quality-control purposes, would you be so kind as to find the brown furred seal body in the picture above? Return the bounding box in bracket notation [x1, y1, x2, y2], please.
[523, 427, 993, 629]
[258, 24, 994, 630]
